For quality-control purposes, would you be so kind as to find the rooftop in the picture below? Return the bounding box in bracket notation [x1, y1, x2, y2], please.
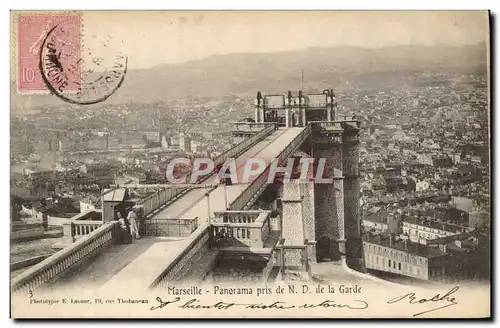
[363, 233, 445, 259]
[404, 216, 467, 234]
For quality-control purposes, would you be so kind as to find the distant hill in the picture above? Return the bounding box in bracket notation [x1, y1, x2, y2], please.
[11, 42, 487, 112]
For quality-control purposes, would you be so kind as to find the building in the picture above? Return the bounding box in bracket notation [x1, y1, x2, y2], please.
[179, 133, 191, 152]
[450, 196, 474, 213]
[161, 135, 170, 149]
[253, 89, 364, 270]
[144, 131, 161, 143]
[362, 209, 389, 233]
[191, 141, 199, 153]
[402, 216, 470, 244]
[414, 178, 430, 192]
[469, 209, 490, 229]
[364, 232, 485, 282]
[363, 233, 446, 281]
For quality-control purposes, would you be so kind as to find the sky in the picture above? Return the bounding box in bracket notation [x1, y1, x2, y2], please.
[25, 10, 491, 69]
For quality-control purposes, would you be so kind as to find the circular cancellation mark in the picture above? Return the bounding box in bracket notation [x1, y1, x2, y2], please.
[39, 22, 128, 105]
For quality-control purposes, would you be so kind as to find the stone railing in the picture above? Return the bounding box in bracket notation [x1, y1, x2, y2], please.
[229, 123, 312, 211]
[211, 211, 271, 248]
[149, 226, 212, 289]
[274, 238, 313, 281]
[11, 222, 119, 295]
[212, 210, 264, 224]
[309, 121, 343, 132]
[261, 252, 276, 283]
[61, 211, 103, 243]
[232, 122, 277, 132]
[73, 220, 103, 239]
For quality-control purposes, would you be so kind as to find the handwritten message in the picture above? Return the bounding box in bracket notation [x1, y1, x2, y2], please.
[23, 284, 462, 318]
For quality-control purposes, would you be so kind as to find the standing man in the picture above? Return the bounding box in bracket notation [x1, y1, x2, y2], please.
[128, 207, 140, 239]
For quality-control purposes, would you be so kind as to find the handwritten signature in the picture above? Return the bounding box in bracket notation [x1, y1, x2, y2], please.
[150, 296, 368, 311]
[387, 286, 459, 317]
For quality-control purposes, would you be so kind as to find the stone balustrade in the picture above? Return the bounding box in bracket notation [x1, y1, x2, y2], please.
[11, 222, 119, 295]
[310, 121, 343, 132]
[211, 211, 271, 248]
[232, 122, 277, 132]
[212, 210, 264, 224]
[60, 211, 104, 244]
[274, 238, 313, 281]
[73, 220, 103, 239]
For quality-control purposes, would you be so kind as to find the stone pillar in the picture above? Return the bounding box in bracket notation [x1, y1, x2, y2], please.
[102, 201, 117, 223]
[301, 180, 317, 263]
[297, 107, 303, 127]
[255, 105, 261, 123]
[313, 129, 346, 263]
[285, 107, 291, 128]
[293, 150, 316, 263]
[281, 182, 304, 266]
[62, 221, 75, 243]
[342, 123, 366, 272]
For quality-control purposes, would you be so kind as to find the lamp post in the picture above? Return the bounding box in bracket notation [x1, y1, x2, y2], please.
[205, 192, 211, 225]
[223, 182, 228, 210]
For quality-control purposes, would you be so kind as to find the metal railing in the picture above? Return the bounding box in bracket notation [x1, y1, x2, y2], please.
[145, 218, 198, 237]
[149, 226, 211, 289]
[11, 222, 119, 294]
[229, 124, 312, 211]
[212, 123, 277, 172]
[135, 123, 278, 219]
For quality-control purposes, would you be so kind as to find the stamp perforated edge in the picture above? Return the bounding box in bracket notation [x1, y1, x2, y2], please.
[11, 10, 84, 96]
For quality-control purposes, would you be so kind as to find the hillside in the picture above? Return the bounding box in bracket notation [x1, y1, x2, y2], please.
[11, 42, 488, 112]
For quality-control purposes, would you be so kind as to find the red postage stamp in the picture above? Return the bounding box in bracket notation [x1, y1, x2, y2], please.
[16, 12, 82, 94]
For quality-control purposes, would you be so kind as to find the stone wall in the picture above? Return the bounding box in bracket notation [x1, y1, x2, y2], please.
[208, 254, 270, 283]
[313, 140, 344, 261]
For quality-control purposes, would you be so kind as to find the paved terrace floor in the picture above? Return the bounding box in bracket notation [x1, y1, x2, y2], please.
[51, 128, 305, 292]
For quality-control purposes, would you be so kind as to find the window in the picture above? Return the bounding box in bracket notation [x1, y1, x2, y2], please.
[388, 259, 392, 267]
[376, 256, 379, 264]
[393, 261, 396, 269]
[398, 263, 402, 270]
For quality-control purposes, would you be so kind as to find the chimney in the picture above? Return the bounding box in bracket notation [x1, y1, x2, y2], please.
[439, 243, 447, 253]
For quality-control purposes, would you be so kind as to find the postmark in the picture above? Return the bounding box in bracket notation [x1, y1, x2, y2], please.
[16, 12, 82, 94]
[39, 21, 128, 105]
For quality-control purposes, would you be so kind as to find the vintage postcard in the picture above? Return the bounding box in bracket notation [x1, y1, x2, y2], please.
[10, 10, 491, 319]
